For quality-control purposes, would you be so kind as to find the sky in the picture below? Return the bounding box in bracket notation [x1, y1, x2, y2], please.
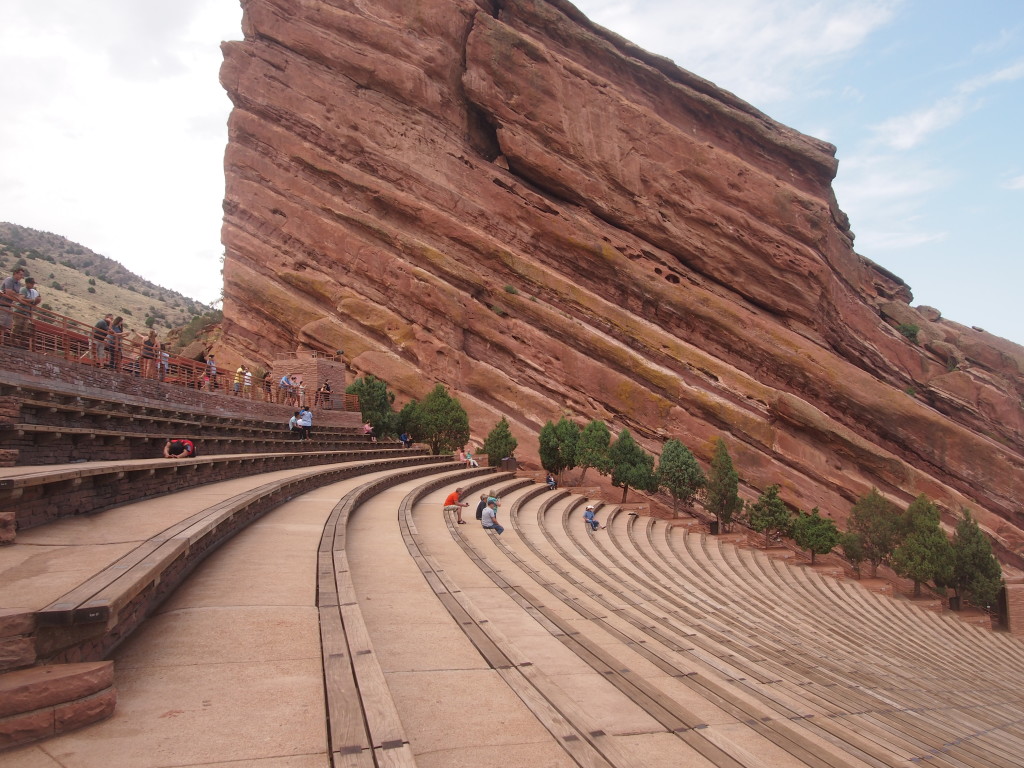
[1, 1, 1022, 343]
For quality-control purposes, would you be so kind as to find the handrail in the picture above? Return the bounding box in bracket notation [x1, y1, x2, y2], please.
[2, 303, 207, 386]
[1, 304, 360, 409]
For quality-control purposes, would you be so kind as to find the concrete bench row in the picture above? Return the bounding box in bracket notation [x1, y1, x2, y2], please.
[317, 466, 502, 767]
[0, 386, 376, 465]
[0, 447, 430, 540]
[370, 481, 1024, 768]
[0, 420, 387, 465]
[530, 493, 1024, 768]
[0, 455, 466, 752]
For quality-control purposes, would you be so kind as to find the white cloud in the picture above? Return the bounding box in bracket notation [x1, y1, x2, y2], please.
[0, 0, 241, 303]
[1005, 175, 1024, 190]
[571, 0, 901, 106]
[834, 153, 950, 252]
[871, 59, 1024, 150]
[958, 58, 1024, 93]
[871, 95, 973, 150]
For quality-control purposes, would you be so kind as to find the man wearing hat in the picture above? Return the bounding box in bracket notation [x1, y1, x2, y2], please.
[1, 266, 26, 345]
[583, 504, 605, 531]
[12, 275, 40, 348]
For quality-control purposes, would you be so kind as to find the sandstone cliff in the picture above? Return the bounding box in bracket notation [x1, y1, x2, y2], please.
[217, 0, 1024, 569]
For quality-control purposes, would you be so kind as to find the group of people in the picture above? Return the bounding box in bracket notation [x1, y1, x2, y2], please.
[232, 364, 254, 397]
[276, 373, 305, 407]
[442, 484, 604, 535]
[457, 447, 479, 467]
[443, 487, 504, 534]
[288, 407, 315, 439]
[92, 314, 171, 378]
[0, 267, 41, 348]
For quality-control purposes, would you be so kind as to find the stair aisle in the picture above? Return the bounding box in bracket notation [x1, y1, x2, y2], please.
[343, 472, 584, 768]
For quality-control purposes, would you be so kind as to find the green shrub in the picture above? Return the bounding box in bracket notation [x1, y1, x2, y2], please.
[503, 284, 519, 294]
[897, 323, 919, 343]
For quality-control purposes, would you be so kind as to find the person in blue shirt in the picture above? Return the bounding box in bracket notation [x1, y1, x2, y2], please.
[583, 505, 604, 531]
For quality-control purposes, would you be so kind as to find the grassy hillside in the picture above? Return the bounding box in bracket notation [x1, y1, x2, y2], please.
[0, 222, 215, 341]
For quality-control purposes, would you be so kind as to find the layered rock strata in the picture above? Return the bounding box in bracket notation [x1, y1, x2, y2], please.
[218, 0, 1024, 568]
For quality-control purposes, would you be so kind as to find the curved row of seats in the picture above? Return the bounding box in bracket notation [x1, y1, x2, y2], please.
[329, 481, 1024, 768]
[0, 359, 487, 753]
[0, 380, 376, 465]
[5, 353, 1024, 766]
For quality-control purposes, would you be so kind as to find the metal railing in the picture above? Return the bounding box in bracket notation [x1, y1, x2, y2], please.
[1, 304, 358, 409]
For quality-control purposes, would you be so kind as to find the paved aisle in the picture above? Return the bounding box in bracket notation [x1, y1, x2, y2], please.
[5, 471, 395, 768]
[0, 465, 362, 614]
[346, 477, 577, 768]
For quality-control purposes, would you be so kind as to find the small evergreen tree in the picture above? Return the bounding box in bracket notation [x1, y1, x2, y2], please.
[704, 438, 742, 533]
[395, 400, 418, 435]
[891, 495, 953, 597]
[656, 439, 706, 517]
[791, 507, 841, 565]
[403, 384, 469, 455]
[748, 485, 792, 549]
[346, 374, 397, 438]
[539, 418, 580, 482]
[609, 429, 657, 503]
[840, 531, 866, 578]
[848, 488, 902, 578]
[553, 418, 580, 481]
[481, 416, 517, 463]
[576, 420, 613, 482]
[538, 421, 560, 475]
[948, 509, 1003, 609]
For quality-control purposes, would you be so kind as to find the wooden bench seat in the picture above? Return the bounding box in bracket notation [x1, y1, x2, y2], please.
[0, 447, 435, 537]
[31, 455, 456, 663]
[316, 464, 502, 766]
[0, 418, 391, 465]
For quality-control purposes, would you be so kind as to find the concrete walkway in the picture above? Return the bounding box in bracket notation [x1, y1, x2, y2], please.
[346, 478, 576, 768]
[3, 470, 398, 767]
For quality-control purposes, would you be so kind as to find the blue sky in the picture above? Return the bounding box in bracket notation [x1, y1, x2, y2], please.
[1, 1, 1022, 343]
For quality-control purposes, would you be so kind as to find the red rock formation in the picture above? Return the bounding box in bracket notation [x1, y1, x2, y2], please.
[217, 0, 1024, 570]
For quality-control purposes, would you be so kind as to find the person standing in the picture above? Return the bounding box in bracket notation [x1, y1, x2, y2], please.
[205, 354, 218, 389]
[91, 314, 113, 367]
[278, 373, 294, 404]
[141, 330, 158, 379]
[159, 344, 170, 381]
[443, 487, 469, 525]
[481, 498, 504, 535]
[243, 367, 253, 398]
[298, 406, 313, 440]
[12, 276, 40, 348]
[233, 365, 245, 396]
[106, 316, 125, 370]
[0, 267, 26, 345]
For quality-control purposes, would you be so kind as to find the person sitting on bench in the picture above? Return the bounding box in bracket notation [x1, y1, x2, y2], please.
[163, 438, 197, 459]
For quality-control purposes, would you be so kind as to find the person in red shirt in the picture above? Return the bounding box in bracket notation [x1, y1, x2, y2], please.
[443, 487, 469, 524]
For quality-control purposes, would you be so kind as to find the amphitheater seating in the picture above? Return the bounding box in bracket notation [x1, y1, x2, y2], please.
[5, 346, 1024, 764]
[0, 447, 425, 536]
[0, 383, 381, 465]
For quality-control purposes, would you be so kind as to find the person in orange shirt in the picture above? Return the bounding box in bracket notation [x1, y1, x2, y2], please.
[443, 487, 469, 525]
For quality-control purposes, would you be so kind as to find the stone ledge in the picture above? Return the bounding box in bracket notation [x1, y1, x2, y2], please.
[0, 662, 115, 751]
